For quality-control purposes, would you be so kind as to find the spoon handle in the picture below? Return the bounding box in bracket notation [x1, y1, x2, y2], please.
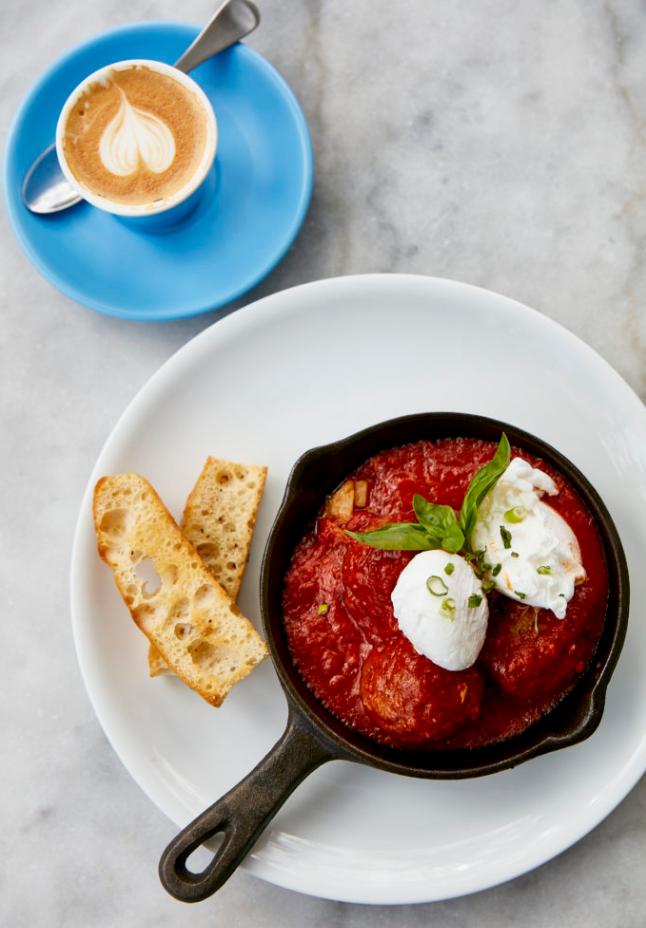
[174, 0, 260, 74]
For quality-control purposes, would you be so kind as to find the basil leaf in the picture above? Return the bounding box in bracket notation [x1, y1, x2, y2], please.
[413, 496, 465, 553]
[345, 523, 435, 551]
[459, 433, 511, 542]
[413, 497, 455, 536]
[441, 519, 466, 553]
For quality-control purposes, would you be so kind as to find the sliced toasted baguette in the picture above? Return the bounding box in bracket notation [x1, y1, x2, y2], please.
[93, 473, 268, 707]
[148, 457, 268, 677]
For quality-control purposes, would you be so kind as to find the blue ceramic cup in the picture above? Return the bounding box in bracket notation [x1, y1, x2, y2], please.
[55, 59, 217, 231]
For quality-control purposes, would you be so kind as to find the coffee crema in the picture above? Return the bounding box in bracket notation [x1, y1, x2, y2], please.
[61, 65, 210, 207]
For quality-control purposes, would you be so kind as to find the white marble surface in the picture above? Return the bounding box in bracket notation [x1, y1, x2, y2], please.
[2, 0, 646, 924]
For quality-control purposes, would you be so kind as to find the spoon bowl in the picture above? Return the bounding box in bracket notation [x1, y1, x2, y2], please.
[22, 144, 83, 214]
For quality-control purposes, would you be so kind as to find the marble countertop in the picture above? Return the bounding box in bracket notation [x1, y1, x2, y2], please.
[3, 0, 646, 924]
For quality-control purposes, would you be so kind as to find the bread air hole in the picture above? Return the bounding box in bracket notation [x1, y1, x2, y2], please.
[196, 542, 219, 562]
[174, 622, 194, 640]
[189, 639, 216, 668]
[170, 598, 190, 621]
[133, 602, 163, 630]
[99, 508, 131, 537]
[135, 558, 161, 598]
[217, 471, 231, 485]
[164, 564, 178, 586]
[194, 584, 217, 609]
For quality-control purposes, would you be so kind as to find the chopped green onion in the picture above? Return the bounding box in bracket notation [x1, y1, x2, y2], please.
[511, 551, 519, 559]
[492, 563, 502, 577]
[440, 597, 456, 619]
[500, 525, 512, 549]
[468, 594, 483, 608]
[515, 590, 527, 600]
[317, 603, 329, 614]
[427, 575, 449, 597]
[504, 506, 527, 524]
[444, 563, 455, 576]
[482, 580, 495, 593]
[537, 565, 551, 575]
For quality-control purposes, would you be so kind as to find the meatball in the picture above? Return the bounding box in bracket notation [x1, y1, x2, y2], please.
[480, 594, 599, 700]
[359, 639, 484, 745]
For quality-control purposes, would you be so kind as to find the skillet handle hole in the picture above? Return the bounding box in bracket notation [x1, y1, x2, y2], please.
[183, 830, 226, 875]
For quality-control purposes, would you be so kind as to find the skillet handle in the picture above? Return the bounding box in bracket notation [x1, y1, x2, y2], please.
[158, 708, 335, 902]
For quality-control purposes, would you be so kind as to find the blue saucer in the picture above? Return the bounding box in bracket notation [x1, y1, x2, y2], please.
[4, 22, 313, 321]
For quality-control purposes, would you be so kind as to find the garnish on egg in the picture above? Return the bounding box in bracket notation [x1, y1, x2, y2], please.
[440, 597, 457, 619]
[426, 575, 449, 596]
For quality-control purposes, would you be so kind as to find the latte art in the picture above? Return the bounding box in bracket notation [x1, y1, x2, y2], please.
[99, 91, 176, 176]
[60, 64, 213, 208]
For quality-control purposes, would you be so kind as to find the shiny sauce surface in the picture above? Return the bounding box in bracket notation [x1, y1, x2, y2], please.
[283, 438, 609, 749]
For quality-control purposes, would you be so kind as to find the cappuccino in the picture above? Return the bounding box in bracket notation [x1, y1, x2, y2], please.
[59, 62, 214, 209]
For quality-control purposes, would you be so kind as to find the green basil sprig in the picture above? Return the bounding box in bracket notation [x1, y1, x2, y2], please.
[345, 434, 510, 554]
[413, 497, 465, 553]
[458, 433, 510, 539]
[345, 521, 435, 551]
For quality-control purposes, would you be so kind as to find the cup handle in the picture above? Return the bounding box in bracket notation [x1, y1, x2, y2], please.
[158, 707, 336, 902]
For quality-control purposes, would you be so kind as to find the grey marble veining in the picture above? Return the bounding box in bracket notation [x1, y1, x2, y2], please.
[2, 0, 646, 925]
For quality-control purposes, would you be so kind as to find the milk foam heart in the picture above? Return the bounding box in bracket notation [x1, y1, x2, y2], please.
[99, 90, 176, 176]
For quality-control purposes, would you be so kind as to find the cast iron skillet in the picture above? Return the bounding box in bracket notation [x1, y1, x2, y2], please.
[159, 412, 629, 903]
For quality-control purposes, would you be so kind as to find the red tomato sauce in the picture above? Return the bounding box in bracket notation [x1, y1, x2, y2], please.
[282, 438, 609, 749]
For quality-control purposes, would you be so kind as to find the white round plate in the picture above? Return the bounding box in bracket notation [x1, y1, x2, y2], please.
[71, 275, 646, 905]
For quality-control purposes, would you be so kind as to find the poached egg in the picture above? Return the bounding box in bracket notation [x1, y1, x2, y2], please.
[471, 457, 585, 619]
[391, 550, 489, 671]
